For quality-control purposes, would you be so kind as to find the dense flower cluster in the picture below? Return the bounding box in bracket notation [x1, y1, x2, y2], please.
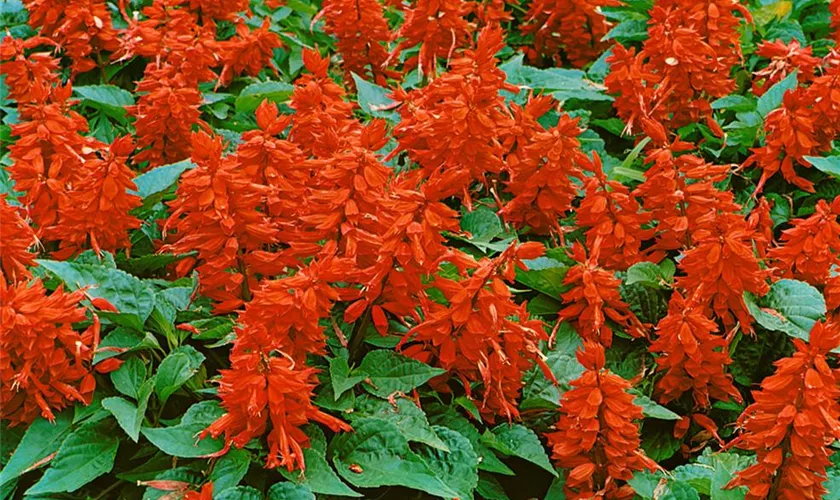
[521, 0, 618, 67]
[727, 320, 840, 499]
[545, 342, 657, 499]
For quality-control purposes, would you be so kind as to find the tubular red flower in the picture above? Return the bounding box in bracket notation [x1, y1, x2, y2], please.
[768, 199, 840, 286]
[0, 279, 107, 426]
[0, 36, 60, 104]
[219, 19, 283, 85]
[726, 320, 840, 500]
[320, 0, 394, 86]
[0, 197, 38, 284]
[545, 342, 657, 500]
[650, 292, 741, 408]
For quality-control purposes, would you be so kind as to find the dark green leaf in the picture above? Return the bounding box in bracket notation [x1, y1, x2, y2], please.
[279, 427, 361, 497]
[235, 81, 295, 113]
[483, 424, 557, 476]
[352, 73, 398, 121]
[73, 85, 134, 122]
[141, 401, 226, 458]
[351, 394, 449, 451]
[359, 350, 446, 398]
[330, 418, 459, 498]
[804, 155, 840, 179]
[0, 411, 73, 487]
[155, 345, 205, 405]
[415, 426, 479, 500]
[756, 71, 798, 117]
[744, 279, 826, 342]
[329, 356, 367, 399]
[209, 449, 250, 493]
[631, 392, 682, 421]
[215, 486, 264, 500]
[130, 159, 195, 199]
[267, 483, 315, 500]
[111, 356, 146, 399]
[25, 419, 119, 495]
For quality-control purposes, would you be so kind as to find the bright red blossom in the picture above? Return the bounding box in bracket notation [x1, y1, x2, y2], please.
[0, 198, 38, 284]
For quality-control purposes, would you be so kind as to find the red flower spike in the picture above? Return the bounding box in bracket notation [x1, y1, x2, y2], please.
[545, 342, 657, 499]
[320, 0, 395, 86]
[218, 19, 283, 86]
[1, 280, 102, 426]
[727, 320, 840, 500]
[768, 199, 840, 286]
[0, 197, 38, 284]
[650, 292, 742, 408]
[557, 243, 646, 346]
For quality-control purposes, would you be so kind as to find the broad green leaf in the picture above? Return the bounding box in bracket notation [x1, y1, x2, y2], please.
[696, 449, 754, 500]
[111, 356, 146, 399]
[141, 401, 226, 458]
[36, 260, 156, 331]
[415, 426, 479, 500]
[73, 85, 134, 122]
[427, 407, 514, 476]
[625, 261, 671, 289]
[631, 392, 682, 421]
[476, 473, 510, 500]
[329, 356, 367, 399]
[330, 418, 459, 498]
[352, 73, 398, 121]
[351, 394, 449, 451]
[279, 427, 361, 497]
[215, 486, 264, 500]
[756, 70, 798, 117]
[460, 206, 505, 247]
[544, 474, 567, 500]
[0, 411, 73, 487]
[209, 449, 250, 494]
[267, 483, 315, 500]
[521, 322, 583, 410]
[603, 19, 649, 43]
[744, 279, 826, 342]
[103, 379, 153, 442]
[483, 424, 557, 476]
[823, 469, 840, 500]
[155, 345, 205, 405]
[359, 350, 445, 398]
[130, 159, 195, 199]
[93, 327, 160, 364]
[710, 95, 756, 112]
[26, 419, 119, 495]
[235, 81, 294, 113]
[804, 155, 840, 179]
[515, 256, 570, 298]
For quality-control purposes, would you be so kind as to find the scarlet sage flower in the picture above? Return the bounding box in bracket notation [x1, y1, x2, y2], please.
[48, 136, 142, 260]
[545, 342, 657, 500]
[390, 0, 475, 78]
[0, 36, 60, 104]
[768, 199, 840, 286]
[521, 0, 619, 67]
[185, 0, 249, 20]
[557, 243, 646, 346]
[25, 0, 119, 74]
[726, 320, 840, 500]
[203, 352, 351, 471]
[393, 25, 517, 204]
[8, 84, 100, 230]
[218, 19, 283, 86]
[575, 152, 653, 270]
[320, 0, 394, 86]
[0, 197, 38, 284]
[500, 113, 587, 234]
[184, 483, 213, 500]
[0, 280, 109, 426]
[677, 213, 771, 331]
[162, 132, 282, 313]
[752, 40, 820, 96]
[649, 292, 741, 408]
[401, 243, 553, 422]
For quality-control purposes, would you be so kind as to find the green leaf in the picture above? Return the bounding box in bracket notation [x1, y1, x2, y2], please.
[101, 379, 153, 442]
[235, 81, 295, 113]
[267, 483, 315, 500]
[804, 155, 840, 179]
[25, 419, 119, 495]
[696, 449, 754, 500]
[329, 356, 367, 400]
[141, 401, 226, 458]
[93, 327, 160, 364]
[756, 70, 798, 117]
[215, 486, 265, 500]
[155, 345, 205, 405]
[544, 474, 567, 500]
[330, 418, 459, 498]
[279, 427, 361, 497]
[427, 407, 514, 476]
[521, 322, 583, 410]
[603, 19, 649, 43]
[351, 394, 449, 451]
[515, 256, 570, 298]
[130, 159, 195, 199]
[111, 356, 146, 399]
[36, 260, 156, 331]
[631, 392, 682, 421]
[744, 279, 826, 342]
[0, 411, 73, 487]
[625, 261, 671, 289]
[415, 426, 479, 500]
[352, 73, 398, 121]
[460, 206, 505, 245]
[710, 95, 756, 112]
[209, 449, 250, 494]
[483, 424, 557, 477]
[73, 85, 134, 122]
[476, 473, 510, 500]
[359, 350, 446, 398]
